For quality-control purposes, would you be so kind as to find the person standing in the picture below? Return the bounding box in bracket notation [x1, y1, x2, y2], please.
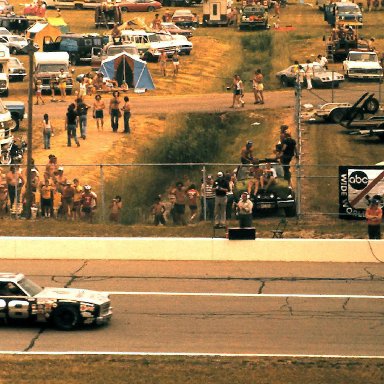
[35, 80, 44, 105]
[6, 165, 24, 208]
[366, 199, 382, 239]
[42, 113, 54, 150]
[159, 50, 167, 77]
[279, 130, 298, 188]
[186, 184, 199, 223]
[121, 96, 131, 134]
[236, 192, 253, 228]
[76, 98, 90, 139]
[172, 52, 180, 76]
[93, 94, 105, 131]
[78, 77, 87, 100]
[171, 181, 187, 225]
[253, 69, 264, 104]
[152, 13, 162, 30]
[214, 171, 229, 228]
[109, 195, 122, 222]
[40, 178, 54, 218]
[305, 60, 313, 90]
[58, 68, 67, 102]
[151, 196, 166, 226]
[65, 103, 80, 147]
[109, 91, 121, 132]
[81, 185, 97, 223]
[200, 175, 215, 221]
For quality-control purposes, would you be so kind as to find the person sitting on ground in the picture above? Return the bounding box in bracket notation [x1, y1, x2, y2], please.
[240, 141, 254, 164]
[247, 160, 264, 197]
[262, 163, 277, 191]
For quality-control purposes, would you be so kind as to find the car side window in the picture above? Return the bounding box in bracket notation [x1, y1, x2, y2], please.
[0, 282, 24, 297]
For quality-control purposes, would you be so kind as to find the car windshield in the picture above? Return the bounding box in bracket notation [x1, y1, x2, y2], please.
[349, 52, 378, 62]
[9, 36, 24, 42]
[108, 46, 138, 56]
[158, 34, 172, 41]
[37, 64, 68, 72]
[148, 34, 160, 42]
[338, 5, 359, 13]
[18, 277, 43, 296]
[9, 57, 20, 65]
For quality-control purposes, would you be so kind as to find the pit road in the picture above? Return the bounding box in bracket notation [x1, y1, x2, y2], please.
[1, 259, 384, 357]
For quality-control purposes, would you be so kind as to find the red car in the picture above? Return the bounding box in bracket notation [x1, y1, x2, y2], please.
[119, 0, 162, 12]
[160, 22, 193, 38]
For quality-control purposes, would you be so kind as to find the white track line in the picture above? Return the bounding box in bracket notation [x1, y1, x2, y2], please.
[0, 351, 384, 359]
[105, 291, 384, 299]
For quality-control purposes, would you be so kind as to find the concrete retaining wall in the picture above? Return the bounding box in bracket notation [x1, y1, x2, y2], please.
[0, 237, 383, 262]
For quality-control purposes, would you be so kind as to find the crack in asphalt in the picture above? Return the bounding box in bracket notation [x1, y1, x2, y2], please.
[258, 281, 266, 294]
[23, 327, 46, 352]
[280, 297, 293, 316]
[64, 260, 89, 288]
[342, 298, 350, 311]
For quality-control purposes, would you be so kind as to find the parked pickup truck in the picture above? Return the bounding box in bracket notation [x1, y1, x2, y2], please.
[1, 100, 25, 131]
[343, 51, 383, 80]
[43, 33, 108, 65]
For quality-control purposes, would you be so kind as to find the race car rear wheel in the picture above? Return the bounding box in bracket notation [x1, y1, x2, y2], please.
[363, 97, 380, 114]
[329, 108, 346, 124]
[53, 306, 80, 331]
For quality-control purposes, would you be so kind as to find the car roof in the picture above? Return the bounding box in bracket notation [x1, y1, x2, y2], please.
[0, 273, 24, 282]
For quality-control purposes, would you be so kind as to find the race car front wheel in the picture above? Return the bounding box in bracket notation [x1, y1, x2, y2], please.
[53, 306, 80, 331]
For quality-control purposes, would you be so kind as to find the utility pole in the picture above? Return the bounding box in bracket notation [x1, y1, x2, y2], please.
[294, 73, 302, 218]
[23, 39, 38, 219]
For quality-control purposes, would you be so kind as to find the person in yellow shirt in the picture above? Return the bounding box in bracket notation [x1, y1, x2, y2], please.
[72, 178, 83, 220]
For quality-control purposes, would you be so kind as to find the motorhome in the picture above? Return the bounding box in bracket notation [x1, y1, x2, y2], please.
[202, 0, 229, 26]
[0, 44, 10, 96]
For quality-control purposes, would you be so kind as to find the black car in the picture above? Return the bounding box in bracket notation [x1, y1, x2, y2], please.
[43, 33, 109, 65]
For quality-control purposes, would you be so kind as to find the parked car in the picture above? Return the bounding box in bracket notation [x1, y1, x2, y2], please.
[324, 1, 363, 28]
[120, 29, 176, 61]
[234, 162, 296, 217]
[119, 0, 162, 12]
[276, 62, 344, 88]
[160, 22, 193, 38]
[343, 50, 383, 80]
[8, 57, 26, 82]
[0, 35, 29, 54]
[156, 32, 192, 55]
[171, 9, 199, 29]
[0, 272, 112, 330]
[43, 33, 109, 65]
[0, 0, 13, 15]
[239, 5, 269, 30]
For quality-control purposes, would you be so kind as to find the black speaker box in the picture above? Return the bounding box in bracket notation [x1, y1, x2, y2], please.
[228, 227, 256, 240]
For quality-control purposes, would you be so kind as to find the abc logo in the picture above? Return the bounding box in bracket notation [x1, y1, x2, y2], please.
[349, 171, 369, 190]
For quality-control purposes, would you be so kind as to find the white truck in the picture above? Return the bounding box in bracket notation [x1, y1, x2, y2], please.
[0, 44, 10, 97]
[33, 52, 73, 94]
[343, 51, 383, 80]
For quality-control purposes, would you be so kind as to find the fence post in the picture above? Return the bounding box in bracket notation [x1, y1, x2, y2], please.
[100, 164, 105, 223]
[331, 70, 334, 103]
[202, 164, 207, 221]
[379, 79, 382, 104]
[295, 79, 302, 218]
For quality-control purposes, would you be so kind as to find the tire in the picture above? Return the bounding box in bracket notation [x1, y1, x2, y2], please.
[52, 306, 80, 331]
[66, 89, 72, 95]
[329, 108, 346, 124]
[75, 3, 83, 9]
[285, 204, 297, 218]
[147, 6, 155, 11]
[184, 0, 192, 5]
[3, 89, 8, 97]
[363, 97, 380, 114]
[70, 54, 78, 66]
[121, 6, 128, 11]
[10, 47, 17, 55]
[10, 114, 19, 131]
[280, 76, 289, 87]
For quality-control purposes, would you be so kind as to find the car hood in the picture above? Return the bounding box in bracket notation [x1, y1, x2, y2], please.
[35, 287, 109, 305]
[344, 61, 382, 69]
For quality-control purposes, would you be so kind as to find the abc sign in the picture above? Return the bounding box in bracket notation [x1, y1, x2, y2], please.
[349, 171, 369, 190]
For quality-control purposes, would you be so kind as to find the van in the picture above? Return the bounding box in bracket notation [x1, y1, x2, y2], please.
[0, 44, 10, 97]
[324, 2, 363, 28]
[34, 52, 73, 94]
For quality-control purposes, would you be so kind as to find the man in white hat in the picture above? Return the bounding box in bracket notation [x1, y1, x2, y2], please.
[213, 171, 229, 228]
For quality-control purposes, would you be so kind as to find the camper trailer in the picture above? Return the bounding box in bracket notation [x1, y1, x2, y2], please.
[202, 0, 229, 26]
[0, 45, 10, 97]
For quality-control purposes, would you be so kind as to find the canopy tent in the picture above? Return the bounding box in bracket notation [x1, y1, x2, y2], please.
[99, 52, 155, 91]
[26, 20, 63, 51]
[46, 17, 69, 34]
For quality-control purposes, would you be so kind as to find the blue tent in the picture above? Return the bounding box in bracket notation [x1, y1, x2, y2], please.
[99, 52, 155, 91]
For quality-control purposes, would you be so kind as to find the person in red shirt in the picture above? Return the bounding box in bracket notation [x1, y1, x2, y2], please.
[81, 185, 97, 223]
[365, 199, 382, 239]
[186, 184, 199, 223]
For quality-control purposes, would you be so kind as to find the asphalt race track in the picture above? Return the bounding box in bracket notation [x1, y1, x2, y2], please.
[1, 259, 384, 357]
